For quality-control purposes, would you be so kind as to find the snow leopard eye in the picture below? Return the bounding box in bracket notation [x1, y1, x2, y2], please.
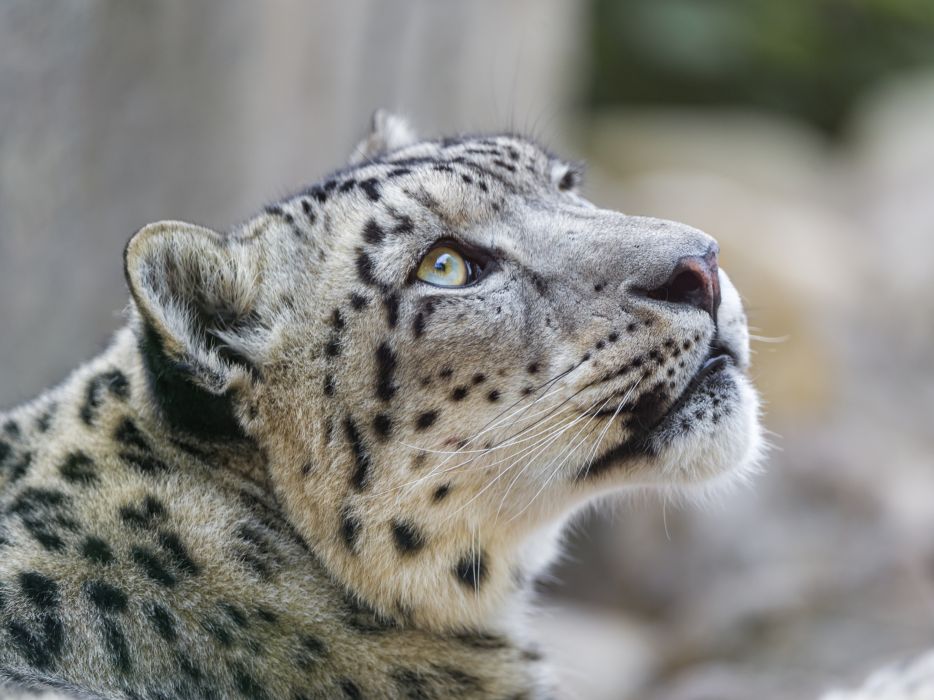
[415, 243, 483, 287]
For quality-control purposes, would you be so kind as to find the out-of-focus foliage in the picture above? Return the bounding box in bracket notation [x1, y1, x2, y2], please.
[590, 0, 934, 134]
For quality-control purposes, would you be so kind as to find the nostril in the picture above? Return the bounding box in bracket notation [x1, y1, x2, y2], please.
[644, 251, 721, 318]
[668, 269, 704, 301]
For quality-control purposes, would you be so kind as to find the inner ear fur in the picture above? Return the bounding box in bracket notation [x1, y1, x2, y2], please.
[124, 220, 264, 392]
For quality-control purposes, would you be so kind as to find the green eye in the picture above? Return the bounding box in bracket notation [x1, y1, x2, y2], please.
[416, 245, 481, 287]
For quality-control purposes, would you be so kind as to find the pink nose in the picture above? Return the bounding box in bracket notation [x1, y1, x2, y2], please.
[646, 247, 721, 318]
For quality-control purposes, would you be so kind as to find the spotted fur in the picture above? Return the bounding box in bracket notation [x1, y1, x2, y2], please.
[0, 111, 761, 698]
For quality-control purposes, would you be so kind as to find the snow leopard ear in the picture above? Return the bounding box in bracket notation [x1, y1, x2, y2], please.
[124, 221, 267, 400]
[349, 109, 418, 164]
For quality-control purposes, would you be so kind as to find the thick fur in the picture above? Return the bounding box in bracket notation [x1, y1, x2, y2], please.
[0, 115, 762, 698]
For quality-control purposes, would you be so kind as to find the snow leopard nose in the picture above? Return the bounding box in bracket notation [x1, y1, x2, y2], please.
[645, 246, 721, 318]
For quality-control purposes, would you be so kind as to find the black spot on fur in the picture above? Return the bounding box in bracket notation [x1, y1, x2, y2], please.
[362, 218, 385, 245]
[391, 520, 425, 555]
[114, 417, 149, 451]
[375, 342, 397, 402]
[119, 450, 170, 475]
[486, 390, 500, 403]
[20, 572, 59, 610]
[0, 440, 12, 468]
[296, 633, 328, 669]
[412, 312, 425, 337]
[7, 451, 32, 482]
[439, 367, 453, 379]
[101, 617, 132, 674]
[233, 665, 266, 700]
[350, 292, 369, 310]
[84, 580, 129, 612]
[9, 487, 77, 551]
[355, 249, 379, 286]
[7, 577, 64, 669]
[219, 602, 249, 628]
[450, 386, 468, 401]
[415, 411, 438, 430]
[324, 374, 336, 397]
[344, 418, 371, 491]
[340, 509, 361, 552]
[373, 413, 392, 440]
[339, 179, 357, 192]
[472, 373, 486, 385]
[383, 292, 400, 328]
[119, 495, 166, 530]
[3, 419, 19, 437]
[131, 547, 176, 587]
[59, 451, 97, 485]
[339, 679, 363, 699]
[80, 369, 130, 425]
[81, 536, 115, 565]
[158, 531, 199, 576]
[432, 484, 451, 502]
[360, 178, 381, 202]
[146, 602, 177, 643]
[454, 549, 488, 590]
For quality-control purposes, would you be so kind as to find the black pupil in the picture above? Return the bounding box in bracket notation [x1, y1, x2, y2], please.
[434, 254, 452, 273]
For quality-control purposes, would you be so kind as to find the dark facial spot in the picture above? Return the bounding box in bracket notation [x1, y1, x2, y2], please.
[350, 292, 369, 310]
[472, 373, 486, 385]
[454, 549, 488, 590]
[432, 484, 451, 502]
[391, 520, 425, 555]
[667, 368, 676, 377]
[360, 178, 381, 202]
[340, 509, 361, 552]
[344, 418, 371, 491]
[486, 390, 500, 403]
[324, 374, 336, 397]
[362, 218, 385, 245]
[581, 353, 591, 362]
[450, 386, 469, 401]
[355, 249, 379, 286]
[59, 451, 97, 485]
[411, 451, 428, 470]
[84, 580, 128, 613]
[608, 332, 619, 343]
[439, 367, 453, 380]
[594, 282, 604, 292]
[683, 340, 692, 351]
[383, 292, 399, 328]
[81, 536, 114, 565]
[375, 342, 397, 402]
[627, 323, 637, 333]
[415, 411, 438, 430]
[412, 312, 425, 337]
[526, 363, 539, 375]
[372, 414, 392, 441]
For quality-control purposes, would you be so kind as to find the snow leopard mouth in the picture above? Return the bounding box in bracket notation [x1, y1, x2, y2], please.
[576, 343, 739, 480]
[591, 343, 736, 422]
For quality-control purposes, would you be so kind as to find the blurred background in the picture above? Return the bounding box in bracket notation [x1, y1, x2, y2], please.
[2, 2, 933, 698]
